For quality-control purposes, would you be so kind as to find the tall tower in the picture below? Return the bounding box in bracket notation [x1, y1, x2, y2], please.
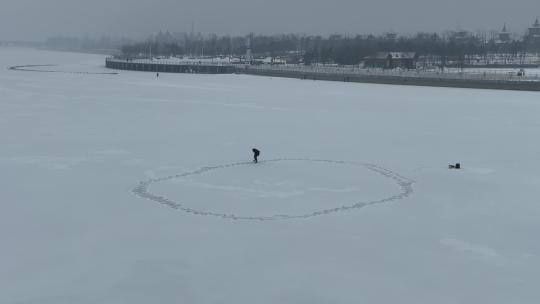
[245, 34, 253, 64]
[189, 21, 195, 57]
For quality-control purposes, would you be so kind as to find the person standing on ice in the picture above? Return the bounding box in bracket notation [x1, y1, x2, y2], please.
[252, 148, 260, 163]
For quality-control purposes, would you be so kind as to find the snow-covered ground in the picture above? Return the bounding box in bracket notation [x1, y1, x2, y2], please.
[1, 47, 540, 304]
[446, 67, 540, 76]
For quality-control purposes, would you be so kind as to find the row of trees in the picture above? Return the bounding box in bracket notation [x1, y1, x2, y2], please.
[120, 32, 535, 65]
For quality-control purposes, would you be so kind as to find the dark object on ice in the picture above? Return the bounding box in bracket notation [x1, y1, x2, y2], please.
[252, 148, 260, 163]
[448, 163, 461, 169]
[156, 72, 159, 77]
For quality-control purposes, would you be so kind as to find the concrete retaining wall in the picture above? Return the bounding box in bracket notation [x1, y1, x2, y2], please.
[104, 58, 540, 91]
[105, 58, 235, 74]
[241, 68, 540, 91]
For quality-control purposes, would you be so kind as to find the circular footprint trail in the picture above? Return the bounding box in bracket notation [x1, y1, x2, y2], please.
[9, 64, 118, 75]
[133, 159, 415, 221]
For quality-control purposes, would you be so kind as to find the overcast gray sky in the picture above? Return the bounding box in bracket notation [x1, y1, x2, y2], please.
[0, 0, 538, 40]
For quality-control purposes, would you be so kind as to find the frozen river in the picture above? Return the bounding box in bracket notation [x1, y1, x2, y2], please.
[1, 48, 539, 303]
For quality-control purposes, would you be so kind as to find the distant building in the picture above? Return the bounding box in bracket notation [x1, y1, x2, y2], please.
[252, 57, 286, 65]
[528, 17, 540, 38]
[449, 30, 471, 43]
[497, 23, 511, 43]
[383, 32, 398, 40]
[364, 52, 418, 69]
[526, 18, 540, 51]
[527, 18, 540, 40]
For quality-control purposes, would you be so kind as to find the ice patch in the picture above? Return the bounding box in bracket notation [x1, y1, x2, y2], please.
[122, 159, 145, 166]
[9, 156, 88, 170]
[92, 149, 128, 155]
[440, 238, 500, 258]
[466, 167, 495, 174]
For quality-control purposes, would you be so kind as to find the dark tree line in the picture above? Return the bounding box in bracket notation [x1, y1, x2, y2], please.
[120, 32, 533, 65]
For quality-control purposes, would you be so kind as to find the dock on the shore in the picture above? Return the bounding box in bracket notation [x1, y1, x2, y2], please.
[105, 57, 540, 91]
[242, 65, 540, 91]
[105, 57, 235, 74]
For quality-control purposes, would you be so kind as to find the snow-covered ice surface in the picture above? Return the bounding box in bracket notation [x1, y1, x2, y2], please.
[1, 47, 540, 303]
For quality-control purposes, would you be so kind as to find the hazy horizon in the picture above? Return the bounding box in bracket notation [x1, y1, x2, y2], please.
[0, 0, 539, 41]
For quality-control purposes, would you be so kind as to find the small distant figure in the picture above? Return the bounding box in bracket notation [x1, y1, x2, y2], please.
[156, 72, 159, 78]
[448, 163, 461, 169]
[252, 148, 260, 163]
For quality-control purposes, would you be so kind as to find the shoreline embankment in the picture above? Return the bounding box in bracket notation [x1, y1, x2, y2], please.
[105, 58, 540, 91]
